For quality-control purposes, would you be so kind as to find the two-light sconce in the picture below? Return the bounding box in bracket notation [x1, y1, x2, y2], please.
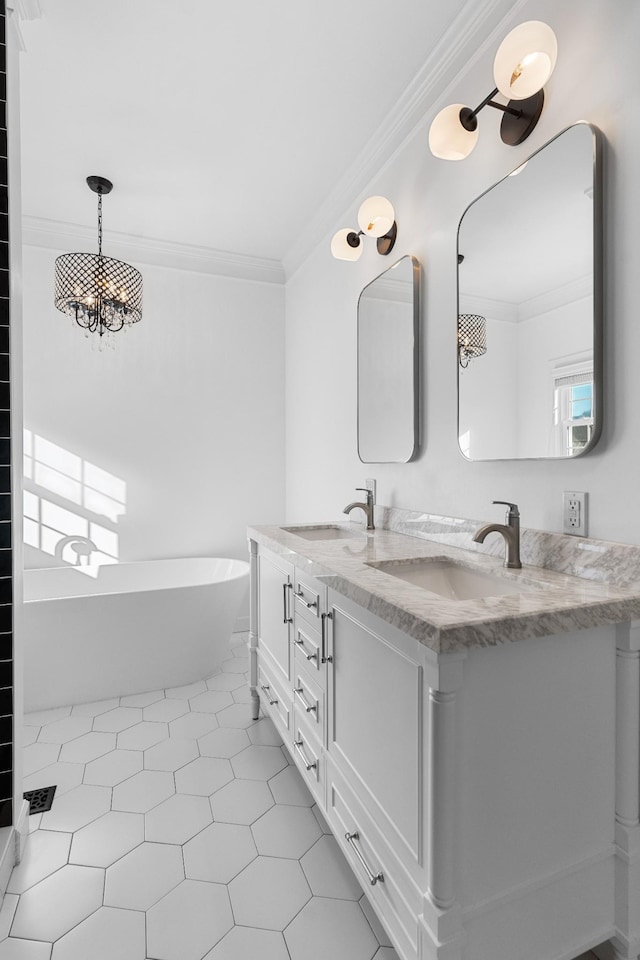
[331, 196, 397, 261]
[429, 20, 557, 161]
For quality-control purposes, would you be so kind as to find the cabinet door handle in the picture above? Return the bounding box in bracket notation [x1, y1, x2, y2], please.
[260, 683, 278, 706]
[293, 637, 318, 663]
[321, 611, 333, 663]
[293, 738, 317, 771]
[282, 582, 293, 624]
[344, 831, 384, 885]
[295, 589, 318, 610]
[294, 686, 317, 714]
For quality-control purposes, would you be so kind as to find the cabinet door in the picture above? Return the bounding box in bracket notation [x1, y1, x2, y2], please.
[258, 551, 293, 686]
[327, 591, 424, 867]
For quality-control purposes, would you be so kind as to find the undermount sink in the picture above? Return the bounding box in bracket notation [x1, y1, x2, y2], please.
[366, 558, 540, 601]
[283, 525, 365, 541]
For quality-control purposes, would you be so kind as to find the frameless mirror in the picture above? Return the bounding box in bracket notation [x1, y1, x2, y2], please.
[358, 255, 420, 463]
[457, 122, 602, 460]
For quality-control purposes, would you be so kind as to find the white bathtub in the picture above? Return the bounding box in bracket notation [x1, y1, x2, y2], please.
[23, 557, 250, 712]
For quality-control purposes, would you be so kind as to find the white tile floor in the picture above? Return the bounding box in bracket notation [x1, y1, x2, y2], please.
[7, 634, 398, 960]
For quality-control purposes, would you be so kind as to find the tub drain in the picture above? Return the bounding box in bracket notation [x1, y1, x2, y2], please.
[23, 785, 56, 815]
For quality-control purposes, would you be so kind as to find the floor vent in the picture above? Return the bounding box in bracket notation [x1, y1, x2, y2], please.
[23, 785, 56, 815]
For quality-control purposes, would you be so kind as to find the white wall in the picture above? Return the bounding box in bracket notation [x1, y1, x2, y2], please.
[285, 0, 640, 545]
[23, 244, 285, 568]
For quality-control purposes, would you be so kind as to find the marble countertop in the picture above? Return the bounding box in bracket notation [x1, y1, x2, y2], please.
[247, 522, 640, 653]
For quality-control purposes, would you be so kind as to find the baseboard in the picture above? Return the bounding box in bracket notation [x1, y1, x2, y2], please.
[14, 800, 29, 864]
[0, 825, 15, 904]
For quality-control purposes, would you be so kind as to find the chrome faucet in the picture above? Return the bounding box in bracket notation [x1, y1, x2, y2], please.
[343, 487, 375, 531]
[472, 500, 522, 569]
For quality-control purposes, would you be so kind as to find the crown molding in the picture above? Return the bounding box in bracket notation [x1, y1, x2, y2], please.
[518, 275, 592, 322]
[459, 293, 516, 323]
[22, 216, 286, 285]
[282, 0, 530, 281]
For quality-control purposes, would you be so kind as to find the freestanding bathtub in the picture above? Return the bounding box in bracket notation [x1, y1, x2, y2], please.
[23, 557, 250, 712]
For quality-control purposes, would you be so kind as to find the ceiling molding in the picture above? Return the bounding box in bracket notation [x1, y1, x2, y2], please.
[282, 0, 530, 280]
[459, 294, 516, 323]
[23, 216, 286, 285]
[518, 275, 592, 322]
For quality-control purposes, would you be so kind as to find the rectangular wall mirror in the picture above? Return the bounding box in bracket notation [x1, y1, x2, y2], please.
[457, 122, 603, 461]
[358, 254, 420, 463]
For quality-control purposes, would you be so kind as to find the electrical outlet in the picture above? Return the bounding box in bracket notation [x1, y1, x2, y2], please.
[563, 490, 588, 537]
[365, 478, 377, 503]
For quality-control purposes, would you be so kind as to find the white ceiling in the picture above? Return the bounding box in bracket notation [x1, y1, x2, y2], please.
[17, 0, 471, 268]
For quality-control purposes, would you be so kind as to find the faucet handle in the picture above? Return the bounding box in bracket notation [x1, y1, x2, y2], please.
[356, 487, 373, 504]
[492, 500, 519, 518]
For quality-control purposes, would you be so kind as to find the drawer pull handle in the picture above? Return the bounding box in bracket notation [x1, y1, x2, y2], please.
[294, 686, 317, 714]
[344, 831, 384, 886]
[293, 737, 317, 771]
[295, 589, 318, 610]
[293, 637, 318, 663]
[260, 683, 278, 706]
[321, 612, 333, 664]
[282, 583, 293, 625]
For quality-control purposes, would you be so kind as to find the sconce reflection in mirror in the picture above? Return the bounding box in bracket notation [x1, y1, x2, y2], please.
[457, 255, 487, 368]
[429, 20, 557, 161]
[331, 196, 397, 261]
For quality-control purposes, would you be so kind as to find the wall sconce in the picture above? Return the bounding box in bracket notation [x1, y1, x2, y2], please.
[331, 196, 397, 260]
[458, 314, 487, 368]
[429, 20, 557, 161]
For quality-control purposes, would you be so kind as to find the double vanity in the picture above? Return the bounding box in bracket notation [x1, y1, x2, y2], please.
[247, 513, 640, 960]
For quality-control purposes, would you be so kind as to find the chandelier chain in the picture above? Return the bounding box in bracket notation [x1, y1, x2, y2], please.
[97, 191, 103, 256]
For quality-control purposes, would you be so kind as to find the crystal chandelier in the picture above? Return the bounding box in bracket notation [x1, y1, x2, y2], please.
[54, 176, 143, 337]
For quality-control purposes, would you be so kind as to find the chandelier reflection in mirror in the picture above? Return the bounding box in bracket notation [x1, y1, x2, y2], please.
[54, 176, 143, 339]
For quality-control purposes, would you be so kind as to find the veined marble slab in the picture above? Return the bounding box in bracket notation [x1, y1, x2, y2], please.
[248, 513, 640, 653]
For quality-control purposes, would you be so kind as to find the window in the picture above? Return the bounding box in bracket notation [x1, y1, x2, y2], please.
[552, 369, 593, 456]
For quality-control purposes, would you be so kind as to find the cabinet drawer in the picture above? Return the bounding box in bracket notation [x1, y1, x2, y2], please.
[257, 660, 292, 744]
[325, 758, 420, 958]
[293, 569, 327, 627]
[291, 710, 324, 805]
[293, 621, 327, 686]
[293, 664, 325, 742]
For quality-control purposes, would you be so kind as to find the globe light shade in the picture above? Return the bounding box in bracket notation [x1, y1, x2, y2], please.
[493, 21, 557, 100]
[331, 228, 363, 261]
[357, 196, 395, 238]
[429, 104, 479, 161]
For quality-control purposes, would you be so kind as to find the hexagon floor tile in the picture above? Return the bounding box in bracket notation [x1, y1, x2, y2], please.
[12, 642, 390, 960]
[183, 822, 257, 883]
[11, 865, 104, 942]
[146, 880, 233, 960]
[252, 804, 321, 859]
[228, 856, 311, 930]
[104, 842, 184, 911]
[145, 794, 212, 845]
[112, 770, 175, 813]
[209, 777, 274, 825]
[231, 744, 288, 781]
[69, 811, 145, 868]
[83, 749, 144, 786]
[7, 831, 71, 895]
[284, 896, 378, 960]
[51, 906, 146, 960]
[144, 738, 198, 772]
[203, 925, 290, 960]
[175, 757, 233, 796]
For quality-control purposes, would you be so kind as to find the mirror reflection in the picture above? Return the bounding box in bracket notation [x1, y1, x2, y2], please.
[358, 255, 420, 463]
[457, 122, 602, 460]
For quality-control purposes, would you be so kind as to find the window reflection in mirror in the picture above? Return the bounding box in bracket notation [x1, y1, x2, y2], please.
[358, 255, 420, 463]
[457, 122, 602, 460]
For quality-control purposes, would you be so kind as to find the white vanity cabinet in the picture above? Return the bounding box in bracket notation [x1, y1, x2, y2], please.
[253, 548, 294, 743]
[248, 534, 640, 960]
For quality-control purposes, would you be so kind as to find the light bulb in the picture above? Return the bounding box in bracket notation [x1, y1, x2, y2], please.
[331, 228, 363, 261]
[429, 104, 479, 161]
[493, 21, 557, 100]
[357, 196, 395, 238]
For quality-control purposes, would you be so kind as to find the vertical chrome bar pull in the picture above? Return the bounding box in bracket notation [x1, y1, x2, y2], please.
[321, 611, 333, 663]
[344, 831, 384, 885]
[282, 582, 293, 624]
